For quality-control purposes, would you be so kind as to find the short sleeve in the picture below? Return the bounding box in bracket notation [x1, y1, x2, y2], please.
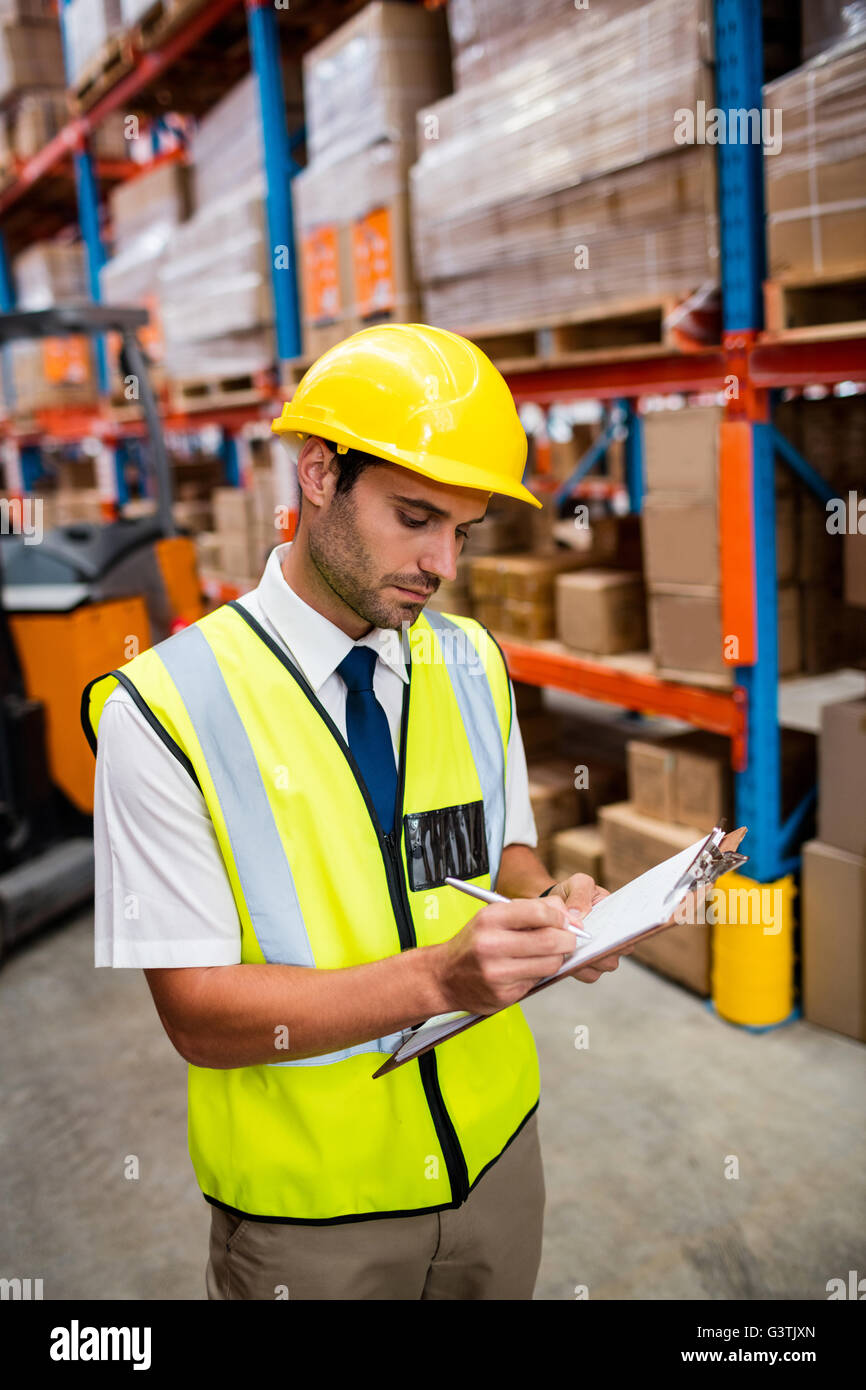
[503, 681, 539, 850]
[93, 688, 242, 967]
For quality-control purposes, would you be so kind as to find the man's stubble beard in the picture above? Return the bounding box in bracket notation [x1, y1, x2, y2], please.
[307, 490, 435, 631]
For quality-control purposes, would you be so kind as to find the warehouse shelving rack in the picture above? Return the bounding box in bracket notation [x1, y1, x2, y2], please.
[0, 0, 863, 887]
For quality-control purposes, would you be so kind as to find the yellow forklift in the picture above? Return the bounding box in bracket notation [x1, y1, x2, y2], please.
[0, 304, 204, 959]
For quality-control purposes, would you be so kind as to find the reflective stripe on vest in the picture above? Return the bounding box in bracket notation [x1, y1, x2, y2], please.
[423, 610, 507, 892]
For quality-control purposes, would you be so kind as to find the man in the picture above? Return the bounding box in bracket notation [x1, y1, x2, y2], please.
[82, 323, 631, 1301]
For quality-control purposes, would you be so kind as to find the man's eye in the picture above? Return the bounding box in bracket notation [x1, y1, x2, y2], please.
[457, 530, 470, 541]
[398, 512, 426, 528]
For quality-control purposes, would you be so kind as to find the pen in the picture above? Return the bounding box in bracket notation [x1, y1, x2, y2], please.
[443, 876, 592, 939]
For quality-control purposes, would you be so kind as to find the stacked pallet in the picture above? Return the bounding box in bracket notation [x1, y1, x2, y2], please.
[293, 1, 450, 359]
[411, 0, 717, 348]
[100, 158, 192, 388]
[158, 71, 303, 400]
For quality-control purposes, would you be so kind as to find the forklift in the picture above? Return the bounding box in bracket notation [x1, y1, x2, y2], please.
[0, 304, 205, 961]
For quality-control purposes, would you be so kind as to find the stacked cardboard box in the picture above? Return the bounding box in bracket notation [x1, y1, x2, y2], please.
[802, 698, 866, 1042]
[0, 7, 64, 102]
[9, 243, 98, 410]
[642, 406, 801, 686]
[470, 551, 586, 640]
[602, 723, 817, 995]
[294, 2, 450, 358]
[765, 35, 866, 278]
[210, 483, 275, 588]
[158, 72, 303, 382]
[412, 0, 717, 331]
[627, 727, 817, 835]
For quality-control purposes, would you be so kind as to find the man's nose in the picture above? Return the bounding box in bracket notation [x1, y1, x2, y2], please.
[418, 531, 460, 584]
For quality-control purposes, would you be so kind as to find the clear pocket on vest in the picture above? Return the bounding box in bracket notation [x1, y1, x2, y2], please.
[404, 800, 489, 892]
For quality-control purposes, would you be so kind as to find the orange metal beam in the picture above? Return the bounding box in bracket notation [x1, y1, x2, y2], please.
[497, 638, 748, 771]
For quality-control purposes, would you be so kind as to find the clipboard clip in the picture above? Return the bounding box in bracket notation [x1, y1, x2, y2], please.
[662, 827, 748, 914]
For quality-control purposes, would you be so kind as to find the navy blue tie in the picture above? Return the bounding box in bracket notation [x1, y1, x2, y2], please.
[337, 646, 398, 836]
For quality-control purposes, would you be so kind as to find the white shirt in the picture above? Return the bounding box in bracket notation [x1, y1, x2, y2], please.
[93, 542, 539, 967]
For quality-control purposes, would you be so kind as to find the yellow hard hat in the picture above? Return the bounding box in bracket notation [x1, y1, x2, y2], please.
[272, 322, 541, 508]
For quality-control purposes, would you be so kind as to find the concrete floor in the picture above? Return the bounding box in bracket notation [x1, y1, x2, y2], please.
[1, 907, 864, 1301]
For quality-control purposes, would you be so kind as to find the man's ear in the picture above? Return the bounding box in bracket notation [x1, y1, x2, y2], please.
[297, 436, 337, 510]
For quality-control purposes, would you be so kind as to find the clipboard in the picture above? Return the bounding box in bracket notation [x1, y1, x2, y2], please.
[372, 825, 747, 1079]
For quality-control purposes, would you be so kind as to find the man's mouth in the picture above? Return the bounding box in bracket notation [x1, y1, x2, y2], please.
[392, 584, 435, 601]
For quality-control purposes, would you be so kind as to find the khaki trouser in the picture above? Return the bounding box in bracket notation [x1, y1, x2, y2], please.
[205, 1110, 545, 1300]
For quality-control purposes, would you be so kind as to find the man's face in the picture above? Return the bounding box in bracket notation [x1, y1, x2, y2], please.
[306, 457, 490, 631]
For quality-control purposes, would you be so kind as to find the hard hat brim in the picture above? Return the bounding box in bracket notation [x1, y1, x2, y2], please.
[271, 414, 543, 509]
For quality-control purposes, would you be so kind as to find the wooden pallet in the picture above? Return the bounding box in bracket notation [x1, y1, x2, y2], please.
[169, 370, 275, 414]
[763, 270, 866, 340]
[461, 293, 716, 370]
[280, 356, 315, 395]
[73, 33, 136, 112]
[137, 0, 209, 51]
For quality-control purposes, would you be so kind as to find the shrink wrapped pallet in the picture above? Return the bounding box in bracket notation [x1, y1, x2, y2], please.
[63, 0, 122, 87]
[764, 36, 866, 278]
[445, 0, 643, 89]
[412, 0, 715, 332]
[303, 0, 450, 169]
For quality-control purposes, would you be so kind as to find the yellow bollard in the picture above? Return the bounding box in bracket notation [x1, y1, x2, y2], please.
[710, 871, 797, 1028]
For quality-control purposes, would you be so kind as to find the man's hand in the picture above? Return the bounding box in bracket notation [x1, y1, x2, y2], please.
[544, 871, 635, 984]
[431, 896, 588, 1016]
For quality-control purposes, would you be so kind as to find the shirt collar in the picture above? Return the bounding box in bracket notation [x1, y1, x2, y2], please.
[254, 542, 409, 694]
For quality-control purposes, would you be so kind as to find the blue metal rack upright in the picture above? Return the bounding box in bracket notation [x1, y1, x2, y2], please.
[715, 0, 783, 884]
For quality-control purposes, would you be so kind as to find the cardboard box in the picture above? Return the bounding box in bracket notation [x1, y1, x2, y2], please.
[469, 550, 584, 603]
[801, 584, 866, 672]
[845, 530, 866, 608]
[642, 493, 795, 587]
[552, 825, 604, 884]
[649, 584, 801, 684]
[801, 840, 866, 1043]
[517, 708, 560, 760]
[818, 699, 866, 857]
[627, 736, 681, 823]
[528, 759, 582, 840]
[599, 800, 710, 994]
[627, 730, 731, 828]
[627, 726, 815, 830]
[642, 407, 722, 496]
[556, 568, 647, 655]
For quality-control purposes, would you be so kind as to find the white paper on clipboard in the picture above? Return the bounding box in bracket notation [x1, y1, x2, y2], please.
[374, 827, 747, 1077]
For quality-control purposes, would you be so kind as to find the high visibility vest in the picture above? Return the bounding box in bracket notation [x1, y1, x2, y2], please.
[81, 600, 541, 1223]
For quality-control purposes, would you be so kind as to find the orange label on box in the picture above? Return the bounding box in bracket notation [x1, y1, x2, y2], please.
[42, 337, 90, 385]
[302, 226, 341, 323]
[351, 207, 394, 317]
